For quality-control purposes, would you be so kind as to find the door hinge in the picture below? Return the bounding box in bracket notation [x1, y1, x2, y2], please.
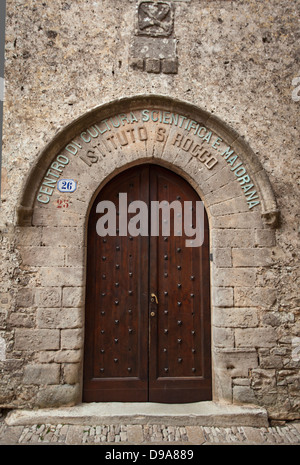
[210, 253, 213, 262]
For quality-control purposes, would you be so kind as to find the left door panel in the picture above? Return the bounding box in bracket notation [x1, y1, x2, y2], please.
[83, 166, 150, 402]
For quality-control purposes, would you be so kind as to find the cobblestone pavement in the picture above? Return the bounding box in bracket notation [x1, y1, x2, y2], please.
[1, 418, 300, 445]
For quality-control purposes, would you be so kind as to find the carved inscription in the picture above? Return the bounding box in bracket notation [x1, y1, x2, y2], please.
[36, 109, 260, 210]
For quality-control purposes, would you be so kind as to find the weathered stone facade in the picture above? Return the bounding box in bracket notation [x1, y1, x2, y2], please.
[0, 0, 299, 421]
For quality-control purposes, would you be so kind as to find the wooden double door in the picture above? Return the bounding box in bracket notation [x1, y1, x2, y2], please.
[83, 164, 211, 403]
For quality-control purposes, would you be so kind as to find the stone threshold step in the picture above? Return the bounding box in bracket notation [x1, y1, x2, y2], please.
[5, 401, 268, 428]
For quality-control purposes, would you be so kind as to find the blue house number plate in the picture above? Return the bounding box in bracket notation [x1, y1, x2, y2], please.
[57, 179, 77, 193]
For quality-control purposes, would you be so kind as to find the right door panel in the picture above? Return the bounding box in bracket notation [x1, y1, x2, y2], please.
[148, 165, 212, 403]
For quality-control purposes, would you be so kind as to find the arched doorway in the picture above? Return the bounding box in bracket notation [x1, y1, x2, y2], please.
[13, 95, 280, 410]
[83, 164, 212, 403]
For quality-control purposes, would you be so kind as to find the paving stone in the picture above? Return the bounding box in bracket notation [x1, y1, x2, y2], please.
[0, 426, 24, 445]
[292, 423, 300, 433]
[65, 425, 84, 445]
[242, 426, 266, 444]
[281, 426, 299, 444]
[127, 425, 143, 443]
[120, 431, 128, 442]
[186, 426, 206, 444]
[1, 419, 300, 445]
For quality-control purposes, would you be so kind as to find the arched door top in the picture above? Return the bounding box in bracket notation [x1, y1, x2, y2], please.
[16, 94, 279, 228]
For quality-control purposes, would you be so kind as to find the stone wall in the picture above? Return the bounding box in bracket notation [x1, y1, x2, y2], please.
[0, 0, 299, 420]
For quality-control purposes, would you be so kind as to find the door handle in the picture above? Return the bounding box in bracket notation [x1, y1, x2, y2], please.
[150, 293, 158, 304]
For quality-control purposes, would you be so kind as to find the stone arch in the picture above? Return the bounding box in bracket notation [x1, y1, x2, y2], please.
[14, 95, 280, 408]
[16, 94, 279, 227]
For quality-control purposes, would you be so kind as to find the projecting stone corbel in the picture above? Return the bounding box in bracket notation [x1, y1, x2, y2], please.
[16, 206, 34, 226]
[261, 210, 280, 228]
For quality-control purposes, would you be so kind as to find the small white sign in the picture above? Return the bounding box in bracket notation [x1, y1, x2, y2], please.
[57, 179, 77, 193]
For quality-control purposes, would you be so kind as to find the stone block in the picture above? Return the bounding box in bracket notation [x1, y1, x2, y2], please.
[213, 348, 259, 377]
[200, 166, 234, 195]
[211, 228, 255, 248]
[205, 180, 242, 207]
[232, 377, 251, 386]
[129, 57, 144, 70]
[38, 267, 85, 287]
[161, 58, 178, 74]
[254, 229, 276, 247]
[33, 204, 85, 227]
[214, 307, 259, 328]
[8, 312, 35, 328]
[145, 58, 161, 73]
[258, 349, 283, 369]
[213, 248, 232, 267]
[41, 227, 84, 247]
[15, 227, 42, 246]
[213, 368, 233, 402]
[35, 383, 80, 408]
[211, 212, 263, 229]
[65, 248, 85, 267]
[63, 363, 80, 384]
[232, 248, 273, 267]
[35, 287, 61, 307]
[0, 336, 6, 361]
[233, 385, 256, 404]
[261, 311, 289, 327]
[38, 349, 81, 364]
[234, 287, 277, 307]
[213, 327, 234, 348]
[235, 328, 277, 348]
[23, 363, 60, 385]
[0, 292, 11, 309]
[15, 329, 60, 350]
[250, 368, 277, 391]
[130, 36, 177, 60]
[213, 268, 256, 287]
[62, 287, 85, 307]
[61, 329, 83, 350]
[0, 311, 6, 331]
[19, 247, 65, 267]
[37, 308, 82, 329]
[16, 288, 34, 308]
[212, 287, 234, 307]
[210, 197, 249, 216]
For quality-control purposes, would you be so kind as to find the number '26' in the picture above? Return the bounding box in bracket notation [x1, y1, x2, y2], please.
[57, 179, 77, 193]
